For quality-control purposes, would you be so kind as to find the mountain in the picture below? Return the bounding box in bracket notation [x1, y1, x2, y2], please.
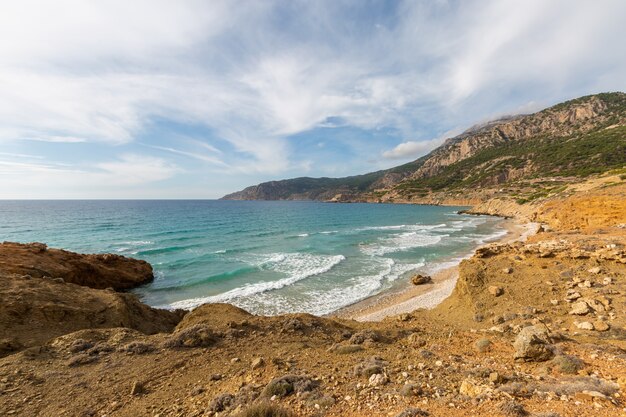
[222, 92, 626, 202]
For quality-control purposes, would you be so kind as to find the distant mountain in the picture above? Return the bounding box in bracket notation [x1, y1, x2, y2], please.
[222, 92, 626, 202]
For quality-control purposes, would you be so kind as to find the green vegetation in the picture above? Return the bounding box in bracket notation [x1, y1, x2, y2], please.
[224, 92, 626, 201]
[398, 125, 626, 194]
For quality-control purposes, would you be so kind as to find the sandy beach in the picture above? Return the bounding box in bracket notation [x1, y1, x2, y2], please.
[334, 218, 538, 322]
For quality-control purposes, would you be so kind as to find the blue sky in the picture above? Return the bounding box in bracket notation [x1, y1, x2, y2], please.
[1, 0, 625, 198]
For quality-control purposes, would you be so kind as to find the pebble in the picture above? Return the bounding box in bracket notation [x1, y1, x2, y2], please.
[488, 286, 504, 297]
[576, 321, 594, 330]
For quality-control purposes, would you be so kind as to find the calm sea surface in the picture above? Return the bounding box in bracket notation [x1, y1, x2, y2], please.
[0, 200, 506, 315]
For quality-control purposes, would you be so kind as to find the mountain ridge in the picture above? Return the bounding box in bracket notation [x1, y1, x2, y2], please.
[222, 92, 626, 202]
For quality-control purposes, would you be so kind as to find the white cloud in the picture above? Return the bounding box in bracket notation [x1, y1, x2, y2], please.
[383, 138, 445, 160]
[0, 0, 624, 196]
[0, 154, 178, 197]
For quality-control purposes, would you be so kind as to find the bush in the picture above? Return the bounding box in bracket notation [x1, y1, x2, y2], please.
[120, 341, 156, 355]
[334, 344, 364, 354]
[163, 325, 218, 349]
[261, 375, 319, 399]
[552, 355, 584, 374]
[394, 408, 430, 417]
[498, 400, 527, 416]
[234, 403, 292, 417]
[475, 338, 492, 353]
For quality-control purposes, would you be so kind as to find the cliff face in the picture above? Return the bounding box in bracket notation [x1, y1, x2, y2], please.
[222, 92, 626, 201]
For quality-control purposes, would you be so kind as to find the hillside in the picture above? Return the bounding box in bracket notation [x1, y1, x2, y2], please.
[222, 92, 626, 202]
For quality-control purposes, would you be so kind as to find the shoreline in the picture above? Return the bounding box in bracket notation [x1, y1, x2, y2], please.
[332, 217, 538, 322]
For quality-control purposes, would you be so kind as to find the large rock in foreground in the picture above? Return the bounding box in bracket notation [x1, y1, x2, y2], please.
[0, 241, 153, 290]
[0, 273, 185, 357]
[513, 326, 554, 362]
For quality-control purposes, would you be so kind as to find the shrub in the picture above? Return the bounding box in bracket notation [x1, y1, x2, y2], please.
[552, 355, 584, 374]
[163, 325, 218, 349]
[394, 408, 430, 417]
[234, 403, 292, 417]
[334, 344, 363, 354]
[261, 375, 319, 399]
[475, 338, 492, 353]
[119, 341, 156, 355]
[498, 400, 527, 416]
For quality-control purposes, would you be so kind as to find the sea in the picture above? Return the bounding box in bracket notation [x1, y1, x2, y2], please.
[0, 200, 507, 316]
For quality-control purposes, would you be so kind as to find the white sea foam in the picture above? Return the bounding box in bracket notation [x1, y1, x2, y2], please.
[121, 240, 153, 246]
[226, 258, 425, 316]
[360, 232, 445, 256]
[357, 223, 446, 232]
[297, 233, 309, 237]
[169, 252, 345, 310]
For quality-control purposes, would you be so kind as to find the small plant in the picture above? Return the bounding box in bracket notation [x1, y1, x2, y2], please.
[475, 338, 492, 353]
[552, 354, 584, 374]
[120, 341, 156, 355]
[498, 399, 527, 416]
[394, 408, 430, 417]
[234, 402, 292, 417]
[334, 344, 363, 354]
[163, 324, 217, 349]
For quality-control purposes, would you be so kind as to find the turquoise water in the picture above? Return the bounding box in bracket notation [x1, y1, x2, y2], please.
[0, 200, 506, 315]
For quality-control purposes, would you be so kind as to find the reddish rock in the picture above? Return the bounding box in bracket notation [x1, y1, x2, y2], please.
[0, 242, 153, 290]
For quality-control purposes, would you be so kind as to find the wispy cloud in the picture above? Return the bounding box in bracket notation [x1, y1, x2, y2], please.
[0, 0, 624, 197]
[146, 144, 228, 167]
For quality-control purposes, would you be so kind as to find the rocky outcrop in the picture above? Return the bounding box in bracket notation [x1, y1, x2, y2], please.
[0, 273, 185, 356]
[0, 241, 154, 290]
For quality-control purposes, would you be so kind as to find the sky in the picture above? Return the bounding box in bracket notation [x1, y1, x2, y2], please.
[0, 0, 625, 199]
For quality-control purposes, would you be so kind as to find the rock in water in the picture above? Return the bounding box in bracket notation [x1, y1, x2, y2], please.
[411, 274, 432, 285]
[513, 326, 554, 362]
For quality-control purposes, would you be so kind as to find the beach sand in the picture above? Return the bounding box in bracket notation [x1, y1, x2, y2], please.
[333, 218, 538, 322]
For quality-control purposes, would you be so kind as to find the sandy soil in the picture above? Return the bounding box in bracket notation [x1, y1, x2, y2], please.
[335, 219, 538, 322]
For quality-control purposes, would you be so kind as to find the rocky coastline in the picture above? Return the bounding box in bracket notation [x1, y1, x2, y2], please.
[0, 181, 625, 416]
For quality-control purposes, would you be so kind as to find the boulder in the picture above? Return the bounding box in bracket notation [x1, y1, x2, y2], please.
[411, 274, 432, 285]
[513, 326, 554, 362]
[569, 301, 591, 315]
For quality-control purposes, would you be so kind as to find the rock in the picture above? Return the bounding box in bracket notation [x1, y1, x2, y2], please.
[251, 357, 265, 369]
[550, 299, 559, 306]
[569, 301, 591, 315]
[576, 390, 608, 401]
[584, 298, 605, 312]
[565, 290, 582, 301]
[368, 373, 388, 387]
[576, 321, 594, 330]
[489, 372, 503, 384]
[502, 267, 513, 274]
[0, 241, 154, 290]
[231, 357, 241, 363]
[602, 277, 612, 285]
[588, 267, 602, 274]
[411, 274, 432, 285]
[513, 326, 554, 362]
[459, 379, 489, 397]
[488, 286, 504, 297]
[593, 321, 610, 331]
[130, 381, 144, 396]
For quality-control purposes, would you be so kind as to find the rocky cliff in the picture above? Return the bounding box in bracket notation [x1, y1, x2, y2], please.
[0, 241, 155, 290]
